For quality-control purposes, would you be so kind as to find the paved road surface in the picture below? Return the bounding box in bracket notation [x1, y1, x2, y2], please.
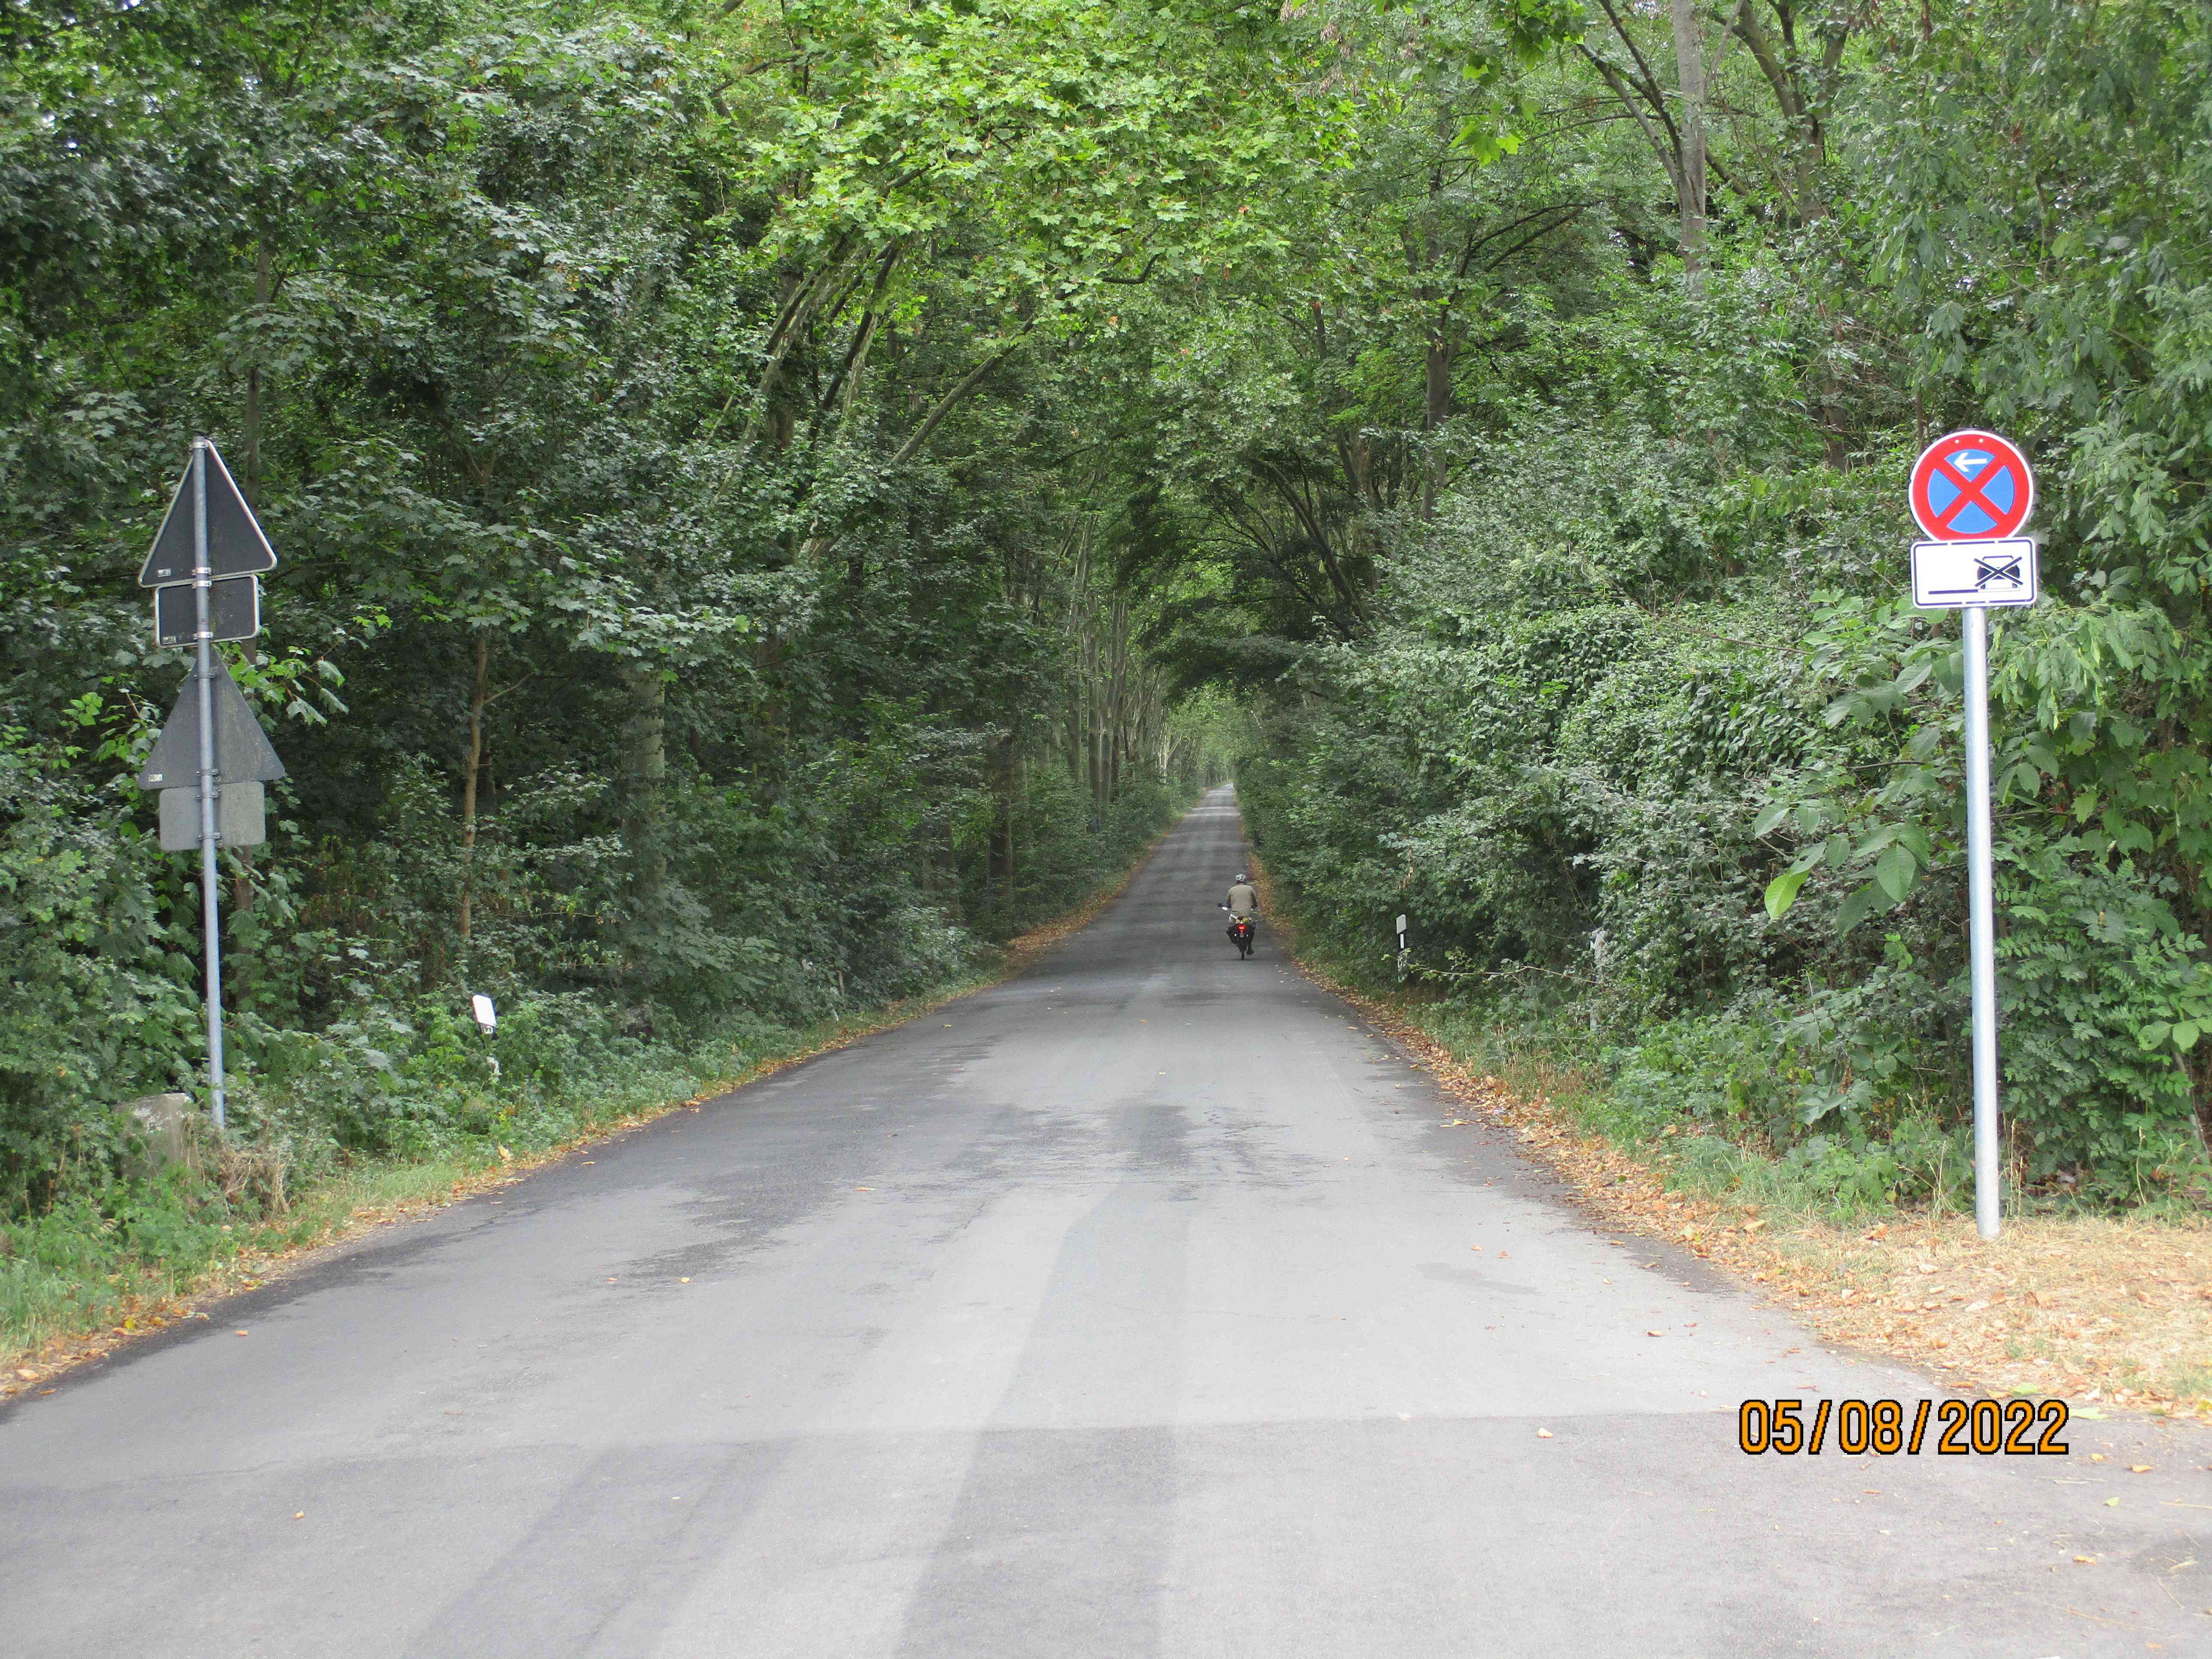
[6, 788, 2206, 1656]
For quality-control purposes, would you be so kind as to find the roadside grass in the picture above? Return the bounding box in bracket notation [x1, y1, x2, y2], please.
[3, 808, 1184, 1400]
[1252, 860, 2212, 1420]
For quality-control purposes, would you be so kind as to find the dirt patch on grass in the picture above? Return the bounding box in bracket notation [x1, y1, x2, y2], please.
[1254, 862, 2212, 1421]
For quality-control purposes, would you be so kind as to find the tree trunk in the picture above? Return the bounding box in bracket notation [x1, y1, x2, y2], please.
[619, 659, 669, 930]
[1669, 0, 1710, 291]
[459, 633, 489, 941]
[1422, 332, 1453, 517]
[243, 241, 273, 504]
[1004, 748, 1019, 925]
[1086, 621, 1104, 820]
[754, 630, 786, 804]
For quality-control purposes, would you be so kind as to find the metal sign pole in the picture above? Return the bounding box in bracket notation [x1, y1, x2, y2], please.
[1908, 428, 2035, 1242]
[190, 437, 229, 1133]
[1962, 606, 1999, 1238]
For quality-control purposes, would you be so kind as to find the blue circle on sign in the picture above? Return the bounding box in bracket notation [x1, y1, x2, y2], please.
[1923, 449, 2016, 535]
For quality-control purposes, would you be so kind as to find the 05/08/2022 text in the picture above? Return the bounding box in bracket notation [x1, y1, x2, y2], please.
[1739, 1398, 2068, 1456]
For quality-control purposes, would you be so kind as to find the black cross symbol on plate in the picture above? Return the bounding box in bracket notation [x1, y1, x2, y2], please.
[1973, 553, 2024, 589]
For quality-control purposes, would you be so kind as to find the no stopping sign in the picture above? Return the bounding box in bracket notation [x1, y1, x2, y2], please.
[1909, 430, 2036, 540]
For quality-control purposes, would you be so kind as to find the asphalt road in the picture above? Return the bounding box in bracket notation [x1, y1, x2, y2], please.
[5, 787, 2207, 1656]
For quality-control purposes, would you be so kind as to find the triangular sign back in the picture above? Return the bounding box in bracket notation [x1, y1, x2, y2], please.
[137, 657, 287, 789]
[138, 441, 276, 587]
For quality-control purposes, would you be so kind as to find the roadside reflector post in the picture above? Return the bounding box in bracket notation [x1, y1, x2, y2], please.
[471, 994, 501, 1078]
[1907, 429, 2038, 1242]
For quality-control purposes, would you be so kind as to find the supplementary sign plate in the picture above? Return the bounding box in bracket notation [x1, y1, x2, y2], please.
[153, 574, 259, 647]
[159, 781, 265, 851]
[1911, 538, 2039, 609]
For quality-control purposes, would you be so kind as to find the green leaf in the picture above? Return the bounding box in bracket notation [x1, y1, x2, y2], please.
[1853, 824, 1901, 860]
[1764, 869, 1809, 921]
[1874, 842, 1918, 902]
[1752, 801, 1790, 837]
[1835, 882, 1889, 934]
[2174, 1022, 2200, 1051]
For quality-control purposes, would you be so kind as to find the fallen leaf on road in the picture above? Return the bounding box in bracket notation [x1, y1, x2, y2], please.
[2104, 1497, 2121, 1507]
[13, 1367, 34, 1380]
[1646, 1329, 1665, 1337]
[1536, 1429, 1553, 1439]
[2075, 1556, 2097, 1564]
[293, 1512, 304, 1520]
[234, 1329, 248, 1336]
[2130, 1465, 2152, 1473]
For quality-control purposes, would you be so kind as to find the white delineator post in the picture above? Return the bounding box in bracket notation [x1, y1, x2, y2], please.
[190, 438, 229, 1133]
[1961, 607, 1999, 1239]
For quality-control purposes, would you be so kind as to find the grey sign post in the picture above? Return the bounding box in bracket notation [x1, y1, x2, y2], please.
[1906, 431, 2039, 1240]
[137, 439, 280, 1133]
[190, 444, 223, 1129]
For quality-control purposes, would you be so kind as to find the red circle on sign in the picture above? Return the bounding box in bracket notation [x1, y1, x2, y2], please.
[1909, 429, 2035, 541]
